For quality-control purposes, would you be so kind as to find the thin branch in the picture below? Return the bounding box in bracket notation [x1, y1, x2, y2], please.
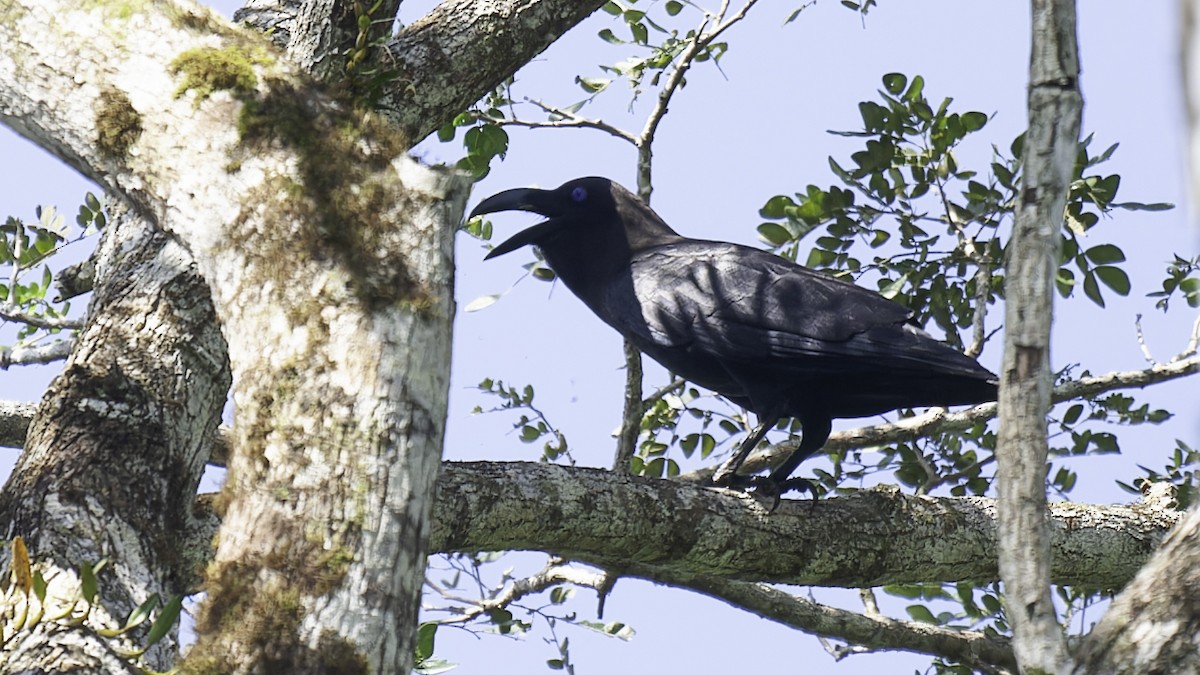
[612, 341, 643, 473]
[0, 304, 84, 330]
[1175, 313, 1200, 361]
[1134, 314, 1157, 365]
[965, 260, 991, 358]
[502, 99, 639, 145]
[431, 559, 607, 625]
[638, 573, 1018, 672]
[0, 340, 73, 369]
[681, 353, 1200, 481]
[641, 377, 686, 408]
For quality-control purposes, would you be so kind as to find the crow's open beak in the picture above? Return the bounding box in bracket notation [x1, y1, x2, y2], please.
[469, 187, 566, 260]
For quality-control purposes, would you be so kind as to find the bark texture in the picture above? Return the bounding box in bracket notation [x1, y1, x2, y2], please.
[0, 209, 230, 671]
[996, 0, 1082, 672]
[0, 1, 471, 671]
[432, 462, 1176, 589]
[1074, 505, 1200, 673]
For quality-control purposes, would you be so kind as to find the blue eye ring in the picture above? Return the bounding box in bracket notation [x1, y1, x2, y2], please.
[570, 186, 588, 202]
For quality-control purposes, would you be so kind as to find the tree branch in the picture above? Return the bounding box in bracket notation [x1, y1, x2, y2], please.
[652, 574, 1017, 673]
[383, 0, 611, 140]
[0, 303, 84, 330]
[431, 462, 1177, 590]
[0, 340, 73, 369]
[681, 353, 1200, 481]
[997, 0, 1082, 670]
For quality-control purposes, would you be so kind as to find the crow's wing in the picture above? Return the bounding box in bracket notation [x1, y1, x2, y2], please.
[599, 241, 985, 380]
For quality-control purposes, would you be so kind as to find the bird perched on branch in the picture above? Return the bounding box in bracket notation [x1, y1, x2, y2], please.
[470, 176, 997, 498]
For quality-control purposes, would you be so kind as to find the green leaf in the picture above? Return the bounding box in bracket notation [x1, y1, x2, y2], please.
[760, 194, 796, 218]
[81, 561, 98, 603]
[1063, 404, 1084, 425]
[576, 76, 611, 94]
[436, 123, 456, 143]
[903, 74, 925, 102]
[1083, 271, 1105, 307]
[464, 294, 500, 313]
[123, 594, 160, 632]
[1095, 265, 1131, 296]
[1112, 201, 1174, 212]
[1085, 244, 1125, 264]
[145, 594, 183, 649]
[961, 111, 987, 132]
[416, 622, 438, 663]
[758, 222, 793, 246]
[598, 28, 624, 44]
[665, 0, 683, 15]
[906, 604, 937, 623]
[881, 73, 907, 95]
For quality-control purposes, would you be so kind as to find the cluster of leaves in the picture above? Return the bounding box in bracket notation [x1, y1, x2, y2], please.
[473, 378, 571, 463]
[630, 385, 731, 478]
[436, 85, 511, 181]
[0, 194, 98, 349]
[1148, 254, 1200, 311]
[1118, 439, 1200, 509]
[0, 536, 181, 663]
[420, 554, 633, 674]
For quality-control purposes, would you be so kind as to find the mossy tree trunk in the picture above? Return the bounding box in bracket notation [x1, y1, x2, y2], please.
[0, 0, 604, 672]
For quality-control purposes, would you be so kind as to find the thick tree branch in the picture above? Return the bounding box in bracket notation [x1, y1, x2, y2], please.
[384, 0, 610, 140]
[0, 340, 73, 369]
[431, 462, 1177, 590]
[1073, 504, 1200, 673]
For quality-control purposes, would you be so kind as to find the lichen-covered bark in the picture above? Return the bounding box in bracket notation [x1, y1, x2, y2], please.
[1074, 506, 1200, 673]
[996, 0, 1082, 671]
[0, 0, 469, 671]
[385, 0, 609, 139]
[0, 208, 230, 671]
[431, 462, 1176, 589]
[238, 0, 611, 141]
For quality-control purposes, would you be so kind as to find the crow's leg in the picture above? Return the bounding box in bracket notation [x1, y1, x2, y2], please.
[710, 414, 779, 487]
[762, 415, 832, 494]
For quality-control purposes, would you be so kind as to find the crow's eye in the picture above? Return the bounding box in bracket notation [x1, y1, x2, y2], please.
[570, 186, 588, 202]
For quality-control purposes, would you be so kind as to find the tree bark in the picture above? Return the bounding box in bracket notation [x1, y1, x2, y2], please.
[1074, 505, 1200, 673]
[996, 0, 1082, 672]
[0, 208, 230, 672]
[431, 462, 1176, 590]
[0, 1, 468, 671]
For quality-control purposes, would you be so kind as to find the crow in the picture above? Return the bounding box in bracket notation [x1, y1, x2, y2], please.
[470, 176, 998, 497]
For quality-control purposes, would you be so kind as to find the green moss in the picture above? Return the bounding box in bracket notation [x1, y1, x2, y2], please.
[94, 88, 142, 158]
[170, 46, 271, 108]
[183, 540, 367, 673]
[229, 79, 426, 308]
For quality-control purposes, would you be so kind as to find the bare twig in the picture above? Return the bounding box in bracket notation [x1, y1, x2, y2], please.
[1134, 314, 1157, 365]
[1174, 313, 1200, 361]
[613, 341, 644, 473]
[496, 99, 639, 145]
[430, 559, 607, 625]
[965, 260, 992, 358]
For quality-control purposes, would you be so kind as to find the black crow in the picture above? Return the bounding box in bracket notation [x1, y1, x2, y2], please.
[470, 176, 997, 497]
